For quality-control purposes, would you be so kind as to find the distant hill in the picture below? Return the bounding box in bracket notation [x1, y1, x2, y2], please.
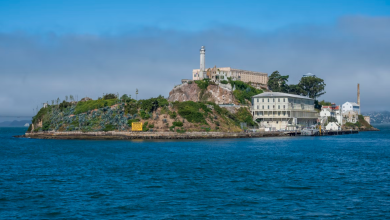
[363, 111, 390, 124]
[0, 120, 31, 127]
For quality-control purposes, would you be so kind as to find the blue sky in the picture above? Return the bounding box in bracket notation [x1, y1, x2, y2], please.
[1, 0, 390, 117]
[1, 0, 389, 33]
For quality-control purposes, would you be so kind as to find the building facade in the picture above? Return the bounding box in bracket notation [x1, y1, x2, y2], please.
[192, 46, 268, 87]
[251, 92, 318, 130]
[343, 110, 358, 123]
[342, 102, 360, 113]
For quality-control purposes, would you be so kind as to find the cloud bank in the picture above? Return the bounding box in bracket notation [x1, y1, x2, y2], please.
[0, 16, 389, 116]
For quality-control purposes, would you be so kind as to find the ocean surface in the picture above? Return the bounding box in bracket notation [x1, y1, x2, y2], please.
[1, 125, 390, 219]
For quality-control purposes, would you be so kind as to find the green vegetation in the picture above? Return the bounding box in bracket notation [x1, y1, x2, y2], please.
[140, 110, 151, 119]
[169, 111, 177, 119]
[173, 101, 210, 124]
[103, 124, 115, 131]
[142, 122, 149, 131]
[358, 115, 372, 128]
[267, 71, 326, 99]
[172, 121, 183, 127]
[138, 95, 169, 112]
[228, 79, 262, 104]
[74, 99, 117, 114]
[235, 108, 256, 126]
[127, 119, 140, 127]
[176, 128, 186, 133]
[103, 93, 117, 100]
[319, 100, 332, 106]
[32, 105, 52, 124]
[59, 101, 72, 111]
[195, 79, 210, 100]
[220, 80, 228, 84]
[267, 71, 289, 93]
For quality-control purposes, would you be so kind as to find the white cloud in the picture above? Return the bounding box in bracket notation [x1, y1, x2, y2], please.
[0, 16, 389, 116]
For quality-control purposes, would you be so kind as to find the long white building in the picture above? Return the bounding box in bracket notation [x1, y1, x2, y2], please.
[251, 92, 318, 130]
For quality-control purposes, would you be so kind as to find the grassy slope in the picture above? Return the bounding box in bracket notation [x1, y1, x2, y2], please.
[28, 99, 255, 133]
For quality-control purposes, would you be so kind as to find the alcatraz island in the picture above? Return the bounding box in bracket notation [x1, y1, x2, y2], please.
[21, 46, 377, 140]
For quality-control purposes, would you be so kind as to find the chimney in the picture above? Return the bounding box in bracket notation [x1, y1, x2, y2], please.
[357, 83, 360, 114]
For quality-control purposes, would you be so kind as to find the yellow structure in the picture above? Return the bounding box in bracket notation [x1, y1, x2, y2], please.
[132, 122, 143, 131]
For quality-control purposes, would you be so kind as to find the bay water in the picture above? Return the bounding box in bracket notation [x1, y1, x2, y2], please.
[1, 125, 390, 219]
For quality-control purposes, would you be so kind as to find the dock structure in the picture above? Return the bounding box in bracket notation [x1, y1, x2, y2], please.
[286, 130, 359, 136]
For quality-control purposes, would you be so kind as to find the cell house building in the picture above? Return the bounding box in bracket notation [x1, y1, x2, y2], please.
[251, 92, 318, 130]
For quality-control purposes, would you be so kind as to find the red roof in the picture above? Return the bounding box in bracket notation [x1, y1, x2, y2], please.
[322, 106, 340, 110]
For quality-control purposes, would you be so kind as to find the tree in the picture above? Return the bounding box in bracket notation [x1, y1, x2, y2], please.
[136, 89, 139, 100]
[65, 96, 68, 102]
[103, 93, 117, 100]
[70, 95, 74, 102]
[267, 71, 289, 92]
[288, 84, 306, 96]
[298, 76, 326, 99]
[56, 98, 60, 106]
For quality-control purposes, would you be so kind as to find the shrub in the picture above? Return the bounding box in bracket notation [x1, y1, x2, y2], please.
[188, 81, 193, 84]
[74, 99, 117, 114]
[103, 93, 117, 100]
[173, 101, 210, 124]
[176, 128, 186, 133]
[148, 124, 154, 128]
[32, 106, 52, 124]
[172, 121, 183, 127]
[140, 110, 151, 119]
[220, 80, 228, 84]
[138, 95, 169, 113]
[142, 122, 149, 131]
[103, 124, 115, 132]
[228, 79, 263, 104]
[42, 121, 51, 131]
[59, 100, 71, 111]
[169, 111, 177, 119]
[194, 79, 210, 90]
[127, 119, 140, 127]
[27, 124, 32, 132]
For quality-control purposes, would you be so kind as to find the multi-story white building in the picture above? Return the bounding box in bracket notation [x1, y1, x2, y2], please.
[251, 92, 318, 130]
[320, 105, 342, 124]
[342, 102, 360, 113]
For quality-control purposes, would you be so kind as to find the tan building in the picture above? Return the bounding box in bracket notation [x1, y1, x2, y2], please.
[192, 46, 268, 87]
[193, 66, 268, 86]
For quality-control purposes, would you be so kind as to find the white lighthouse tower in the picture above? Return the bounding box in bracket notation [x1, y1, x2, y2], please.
[199, 46, 206, 79]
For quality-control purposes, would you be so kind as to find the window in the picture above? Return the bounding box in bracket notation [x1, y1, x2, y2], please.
[278, 98, 280, 102]
[257, 98, 259, 102]
[268, 98, 269, 102]
[283, 98, 285, 102]
[283, 105, 285, 109]
[257, 105, 259, 109]
[278, 105, 280, 109]
[262, 106, 264, 109]
[273, 98, 275, 102]
[268, 105, 270, 109]
[262, 98, 264, 102]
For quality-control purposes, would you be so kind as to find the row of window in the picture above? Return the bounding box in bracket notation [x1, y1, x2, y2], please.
[256, 98, 286, 103]
[256, 105, 286, 109]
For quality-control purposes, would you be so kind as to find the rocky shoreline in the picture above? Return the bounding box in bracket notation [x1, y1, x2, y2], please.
[16, 131, 288, 140]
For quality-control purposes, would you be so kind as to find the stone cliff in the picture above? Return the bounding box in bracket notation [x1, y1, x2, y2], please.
[168, 83, 238, 104]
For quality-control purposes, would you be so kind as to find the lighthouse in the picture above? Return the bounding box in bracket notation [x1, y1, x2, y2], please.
[199, 46, 206, 79]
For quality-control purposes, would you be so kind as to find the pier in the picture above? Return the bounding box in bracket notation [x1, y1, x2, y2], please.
[286, 130, 359, 136]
